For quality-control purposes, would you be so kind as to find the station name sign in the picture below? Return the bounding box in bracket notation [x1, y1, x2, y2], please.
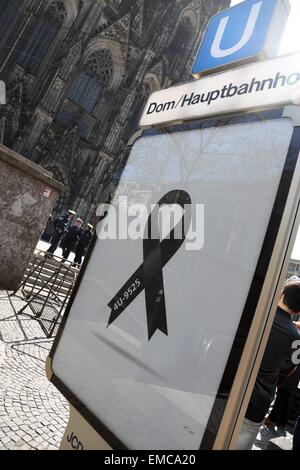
[140, 52, 300, 128]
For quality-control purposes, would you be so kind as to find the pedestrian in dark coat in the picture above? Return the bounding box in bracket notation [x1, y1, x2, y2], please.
[47, 210, 75, 255]
[74, 223, 93, 267]
[236, 281, 300, 449]
[61, 218, 83, 260]
[293, 416, 300, 450]
[265, 363, 300, 428]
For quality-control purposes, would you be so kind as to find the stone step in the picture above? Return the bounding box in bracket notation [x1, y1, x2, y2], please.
[23, 277, 71, 297]
[29, 255, 79, 274]
[25, 268, 75, 286]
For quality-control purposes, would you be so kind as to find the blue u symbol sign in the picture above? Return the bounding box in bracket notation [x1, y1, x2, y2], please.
[192, 0, 288, 76]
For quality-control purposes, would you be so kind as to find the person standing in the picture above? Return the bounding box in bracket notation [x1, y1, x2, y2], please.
[46, 210, 75, 255]
[264, 364, 300, 428]
[73, 223, 93, 267]
[41, 214, 53, 242]
[293, 416, 300, 450]
[61, 218, 83, 261]
[236, 281, 300, 450]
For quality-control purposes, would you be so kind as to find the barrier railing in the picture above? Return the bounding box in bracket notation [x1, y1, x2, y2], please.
[14, 250, 79, 337]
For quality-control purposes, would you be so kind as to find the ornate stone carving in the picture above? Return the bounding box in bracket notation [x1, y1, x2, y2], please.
[0, 0, 230, 220]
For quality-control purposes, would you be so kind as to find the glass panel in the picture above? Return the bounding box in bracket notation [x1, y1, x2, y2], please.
[52, 118, 294, 449]
[0, 0, 23, 39]
[18, 15, 60, 75]
[56, 104, 77, 126]
[68, 70, 101, 113]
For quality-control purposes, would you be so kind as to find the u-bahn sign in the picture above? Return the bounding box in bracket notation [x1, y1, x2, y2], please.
[192, 0, 290, 77]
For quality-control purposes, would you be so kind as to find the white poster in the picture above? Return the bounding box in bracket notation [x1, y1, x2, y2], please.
[52, 117, 294, 450]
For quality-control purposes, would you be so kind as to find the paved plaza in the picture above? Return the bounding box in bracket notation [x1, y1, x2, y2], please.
[0, 291, 69, 450]
[0, 280, 295, 451]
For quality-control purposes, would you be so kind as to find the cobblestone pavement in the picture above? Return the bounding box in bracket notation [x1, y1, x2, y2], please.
[0, 288, 296, 451]
[0, 291, 69, 450]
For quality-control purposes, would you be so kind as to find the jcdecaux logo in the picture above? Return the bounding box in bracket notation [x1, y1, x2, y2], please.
[192, 0, 290, 77]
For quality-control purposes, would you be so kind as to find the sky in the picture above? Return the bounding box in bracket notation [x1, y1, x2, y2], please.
[230, 0, 300, 54]
[231, 0, 300, 259]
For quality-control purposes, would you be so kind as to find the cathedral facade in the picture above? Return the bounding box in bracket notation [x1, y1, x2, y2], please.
[0, 0, 229, 222]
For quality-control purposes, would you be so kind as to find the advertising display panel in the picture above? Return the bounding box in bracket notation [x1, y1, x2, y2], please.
[48, 111, 300, 449]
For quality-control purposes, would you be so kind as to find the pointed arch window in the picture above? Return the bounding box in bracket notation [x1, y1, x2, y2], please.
[18, 1, 66, 75]
[169, 14, 196, 57]
[67, 48, 113, 114]
[0, 0, 24, 40]
[167, 12, 197, 81]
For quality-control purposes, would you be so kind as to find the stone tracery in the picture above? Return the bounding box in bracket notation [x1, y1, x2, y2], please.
[0, 0, 230, 221]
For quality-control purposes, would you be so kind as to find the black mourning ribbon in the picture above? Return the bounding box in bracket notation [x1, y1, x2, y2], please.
[107, 190, 192, 340]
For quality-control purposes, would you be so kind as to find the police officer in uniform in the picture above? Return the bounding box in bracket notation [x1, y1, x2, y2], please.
[61, 218, 83, 261]
[73, 223, 93, 267]
[47, 210, 75, 255]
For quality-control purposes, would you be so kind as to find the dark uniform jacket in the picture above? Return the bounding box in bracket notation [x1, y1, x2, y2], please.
[63, 225, 82, 246]
[77, 229, 92, 251]
[53, 214, 70, 234]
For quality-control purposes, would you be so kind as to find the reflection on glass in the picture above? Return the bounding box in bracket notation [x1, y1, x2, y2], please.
[53, 118, 294, 450]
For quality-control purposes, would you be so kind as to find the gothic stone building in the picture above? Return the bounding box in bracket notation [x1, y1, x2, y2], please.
[0, 0, 229, 222]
